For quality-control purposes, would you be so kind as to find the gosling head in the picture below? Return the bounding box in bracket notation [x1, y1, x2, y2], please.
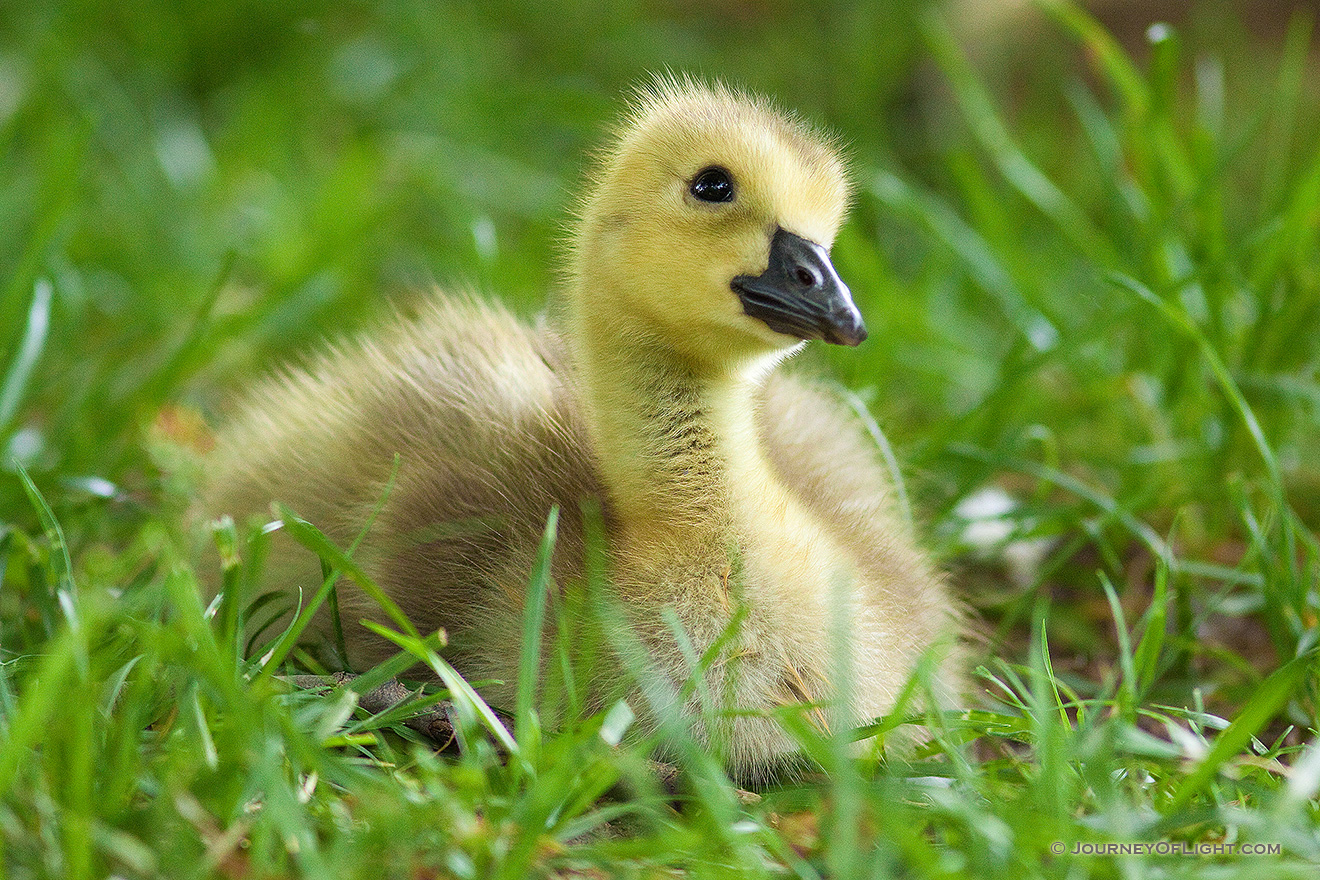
[569, 78, 865, 375]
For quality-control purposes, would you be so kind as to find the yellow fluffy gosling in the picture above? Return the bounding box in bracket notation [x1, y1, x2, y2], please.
[202, 79, 960, 779]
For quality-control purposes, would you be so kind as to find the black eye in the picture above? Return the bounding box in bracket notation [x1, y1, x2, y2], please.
[690, 166, 735, 203]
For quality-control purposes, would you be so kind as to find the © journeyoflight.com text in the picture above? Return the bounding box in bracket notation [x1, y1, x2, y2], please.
[1053, 841, 1281, 856]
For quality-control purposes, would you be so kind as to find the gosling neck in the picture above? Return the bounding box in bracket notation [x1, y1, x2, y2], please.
[569, 308, 785, 533]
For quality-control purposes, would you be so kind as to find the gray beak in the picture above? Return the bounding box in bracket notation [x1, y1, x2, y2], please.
[731, 227, 867, 347]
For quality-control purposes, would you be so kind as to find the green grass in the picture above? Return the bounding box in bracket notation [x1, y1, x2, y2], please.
[2, 0, 1319, 876]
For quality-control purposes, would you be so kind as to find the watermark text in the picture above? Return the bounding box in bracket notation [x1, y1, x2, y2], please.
[1049, 841, 1281, 857]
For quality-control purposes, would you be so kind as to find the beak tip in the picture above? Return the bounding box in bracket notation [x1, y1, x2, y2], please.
[826, 306, 867, 347]
[831, 322, 867, 347]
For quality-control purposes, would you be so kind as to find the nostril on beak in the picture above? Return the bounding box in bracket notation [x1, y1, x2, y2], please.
[793, 265, 819, 289]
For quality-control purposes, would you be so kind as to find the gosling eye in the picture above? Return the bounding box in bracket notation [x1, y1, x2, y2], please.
[689, 166, 735, 203]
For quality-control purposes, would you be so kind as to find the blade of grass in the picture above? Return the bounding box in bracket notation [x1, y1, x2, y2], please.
[921, 10, 1116, 266]
[1037, 619, 1068, 728]
[14, 464, 72, 595]
[514, 505, 558, 752]
[250, 568, 337, 687]
[362, 619, 519, 757]
[256, 489, 409, 684]
[1099, 573, 1137, 718]
[188, 683, 219, 770]
[0, 622, 80, 793]
[1132, 558, 1170, 695]
[1035, 0, 1149, 115]
[209, 515, 244, 668]
[1028, 608, 1072, 829]
[838, 385, 913, 530]
[15, 463, 87, 680]
[1167, 650, 1316, 811]
[275, 504, 418, 639]
[1256, 10, 1313, 222]
[0, 646, 13, 732]
[661, 607, 717, 728]
[346, 685, 451, 738]
[872, 170, 1059, 351]
[338, 635, 450, 701]
[948, 442, 1172, 564]
[0, 279, 52, 433]
[0, 122, 79, 339]
[331, 453, 402, 669]
[1110, 273, 1283, 490]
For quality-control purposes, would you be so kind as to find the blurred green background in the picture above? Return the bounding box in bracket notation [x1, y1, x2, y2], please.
[0, 0, 933, 467]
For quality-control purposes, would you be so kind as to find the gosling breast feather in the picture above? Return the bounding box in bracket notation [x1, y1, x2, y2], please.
[201, 79, 961, 779]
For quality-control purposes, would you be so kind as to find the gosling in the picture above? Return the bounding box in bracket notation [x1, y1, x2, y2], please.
[202, 79, 960, 779]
